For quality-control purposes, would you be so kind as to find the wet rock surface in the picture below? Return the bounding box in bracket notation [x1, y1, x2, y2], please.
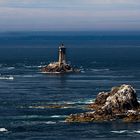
[66, 84, 140, 123]
[41, 62, 75, 73]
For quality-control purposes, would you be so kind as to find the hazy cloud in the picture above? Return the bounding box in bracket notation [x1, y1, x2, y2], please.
[0, 0, 140, 31]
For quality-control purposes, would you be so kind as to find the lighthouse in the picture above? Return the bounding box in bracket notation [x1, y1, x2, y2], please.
[58, 44, 66, 66]
[41, 43, 79, 73]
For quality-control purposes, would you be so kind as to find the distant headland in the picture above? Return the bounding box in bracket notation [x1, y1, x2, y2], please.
[41, 44, 79, 73]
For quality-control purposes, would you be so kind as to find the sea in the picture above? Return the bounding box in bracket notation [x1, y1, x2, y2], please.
[0, 31, 140, 140]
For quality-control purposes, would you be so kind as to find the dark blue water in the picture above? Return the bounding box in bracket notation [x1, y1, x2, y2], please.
[0, 32, 140, 140]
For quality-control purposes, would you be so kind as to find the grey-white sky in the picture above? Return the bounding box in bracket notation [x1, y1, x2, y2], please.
[0, 0, 140, 31]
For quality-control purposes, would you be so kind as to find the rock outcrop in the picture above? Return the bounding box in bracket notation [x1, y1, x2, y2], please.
[66, 84, 140, 123]
[41, 44, 79, 74]
[42, 62, 75, 73]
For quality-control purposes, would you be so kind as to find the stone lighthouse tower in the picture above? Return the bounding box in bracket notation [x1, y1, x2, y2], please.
[58, 44, 66, 66]
[41, 43, 78, 73]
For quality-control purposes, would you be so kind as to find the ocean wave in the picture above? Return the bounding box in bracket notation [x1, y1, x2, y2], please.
[21, 74, 42, 78]
[50, 115, 67, 118]
[63, 99, 94, 105]
[111, 130, 140, 134]
[0, 75, 14, 80]
[28, 99, 94, 107]
[111, 130, 128, 134]
[134, 130, 140, 134]
[90, 68, 110, 72]
[45, 121, 56, 124]
[81, 70, 85, 73]
[14, 74, 43, 78]
[26, 99, 94, 111]
[40, 71, 62, 74]
[6, 67, 15, 70]
[28, 104, 73, 109]
[0, 66, 15, 70]
[4, 114, 67, 120]
[24, 65, 46, 69]
[59, 120, 66, 123]
[44, 120, 66, 124]
[0, 128, 8, 132]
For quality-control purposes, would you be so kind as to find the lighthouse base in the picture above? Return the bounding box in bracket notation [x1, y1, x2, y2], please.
[41, 62, 79, 74]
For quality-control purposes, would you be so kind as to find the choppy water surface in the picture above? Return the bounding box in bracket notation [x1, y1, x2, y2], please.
[0, 32, 140, 140]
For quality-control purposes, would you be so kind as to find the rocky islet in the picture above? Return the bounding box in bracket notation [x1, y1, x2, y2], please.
[66, 84, 140, 123]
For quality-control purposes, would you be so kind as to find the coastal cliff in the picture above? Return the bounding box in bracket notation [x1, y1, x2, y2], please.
[66, 84, 140, 123]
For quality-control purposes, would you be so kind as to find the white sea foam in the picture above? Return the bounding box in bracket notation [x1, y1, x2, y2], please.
[37, 65, 46, 68]
[51, 115, 62, 118]
[134, 130, 140, 134]
[0, 128, 8, 132]
[50, 115, 67, 118]
[59, 120, 66, 123]
[24, 65, 46, 68]
[112, 130, 140, 134]
[0, 66, 15, 70]
[41, 71, 61, 74]
[21, 74, 42, 78]
[28, 106, 46, 109]
[81, 70, 85, 73]
[79, 99, 94, 104]
[66, 99, 94, 105]
[7, 67, 15, 70]
[45, 121, 56, 124]
[24, 65, 37, 68]
[111, 130, 128, 134]
[0, 75, 14, 80]
[55, 99, 94, 105]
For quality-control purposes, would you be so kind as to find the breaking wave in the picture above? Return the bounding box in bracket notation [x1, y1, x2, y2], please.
[28, 99, 94, 107]
[20, 74, 42, 78]
[62, 99, 94, 105]
[0, 75, 14, 80]
[111, 130, 140, 134]
[45, 121, 57, 124]
[50, 115, 67, 118]
[6, 67, 15, 70]
[0, 128, 8, 132]
[40, 71, 62, 74]
[4, 115, 67, 120]
[111, 130, 128, 134]
[134, 130, 140, 134]
[24, 65, 46, 69]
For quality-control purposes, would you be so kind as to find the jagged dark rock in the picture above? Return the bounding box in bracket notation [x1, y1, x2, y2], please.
[66, 84, 140, 123]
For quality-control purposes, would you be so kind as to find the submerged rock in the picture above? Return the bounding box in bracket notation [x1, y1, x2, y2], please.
[66, 84, 140, 123]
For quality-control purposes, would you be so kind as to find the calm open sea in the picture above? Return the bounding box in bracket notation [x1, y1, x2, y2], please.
[0, 31, 140, 140]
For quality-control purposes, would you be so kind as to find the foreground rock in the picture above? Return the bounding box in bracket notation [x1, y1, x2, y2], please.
[66, 84, 140, 123]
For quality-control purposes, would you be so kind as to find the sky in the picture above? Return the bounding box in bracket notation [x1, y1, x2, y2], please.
[0, 0, 140, 31]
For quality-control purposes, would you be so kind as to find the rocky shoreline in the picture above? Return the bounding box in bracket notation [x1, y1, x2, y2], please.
[66, 84, 140, 123]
